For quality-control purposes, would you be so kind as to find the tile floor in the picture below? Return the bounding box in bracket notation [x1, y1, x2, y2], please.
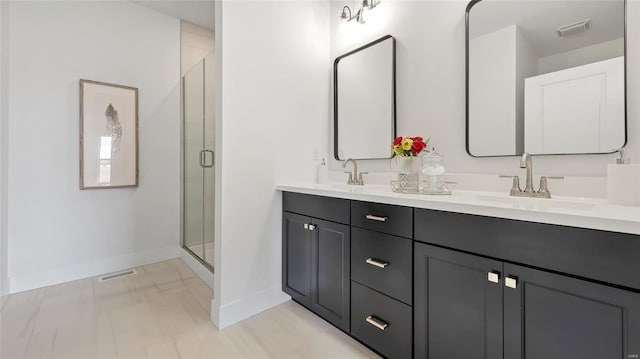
[0, 259, 377, 359]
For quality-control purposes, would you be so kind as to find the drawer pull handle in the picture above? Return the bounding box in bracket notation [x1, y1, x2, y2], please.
[365, 315, 388, 331]
[365, 215, 388, 222]
[505, 276, 518, 289]
[366, 258, 389, 269]
[487, 271, 500, 284]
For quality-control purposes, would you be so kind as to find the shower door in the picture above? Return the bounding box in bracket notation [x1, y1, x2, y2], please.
[182, 52, 215, 270]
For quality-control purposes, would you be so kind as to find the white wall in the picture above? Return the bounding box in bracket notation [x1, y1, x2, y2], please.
[181, 21, 215, 77]
[6, 1, 181, 293]
[629, 0, 640, 164]
[329, 0, 640, 177]
[469, 25, 518, 156]
[515, 27, 538, 154]
[0, 1, 9, 296]
[211, 0, 330, 328]
[539, 38, 624, 74]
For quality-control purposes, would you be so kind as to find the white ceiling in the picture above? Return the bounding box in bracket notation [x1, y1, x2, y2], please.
[469, 0, 624, 57]
[133, 0, 215, 30]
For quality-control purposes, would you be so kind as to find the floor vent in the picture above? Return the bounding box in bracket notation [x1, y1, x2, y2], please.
[99, 269, 137, 282]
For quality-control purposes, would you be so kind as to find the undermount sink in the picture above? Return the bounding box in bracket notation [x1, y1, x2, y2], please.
[475, 194, 598, 211]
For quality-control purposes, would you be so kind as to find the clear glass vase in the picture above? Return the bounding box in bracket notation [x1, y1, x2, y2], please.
[396, 156, 420, 191]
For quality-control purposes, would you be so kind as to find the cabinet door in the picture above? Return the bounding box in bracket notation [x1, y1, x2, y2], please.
[282, 212, 312, 307]
[310, 218, 351, 332]
[504, 263, 640, 359]
[414, 243, 503, 359]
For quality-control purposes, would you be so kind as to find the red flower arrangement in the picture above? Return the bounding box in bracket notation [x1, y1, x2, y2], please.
[393, 136, 429, 157]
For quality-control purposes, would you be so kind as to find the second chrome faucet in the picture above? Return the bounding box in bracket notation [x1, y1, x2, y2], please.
[502, 153, 563, 199]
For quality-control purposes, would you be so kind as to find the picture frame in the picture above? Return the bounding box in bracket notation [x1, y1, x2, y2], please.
[79, 79, 139, 189]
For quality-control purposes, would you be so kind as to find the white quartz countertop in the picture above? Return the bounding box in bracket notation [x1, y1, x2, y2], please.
[276, 183, 640, 236]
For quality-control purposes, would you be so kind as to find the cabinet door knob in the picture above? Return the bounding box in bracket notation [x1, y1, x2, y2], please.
[365, 215, 388, 222]
[308, 224, 316, 231]
[303, 223, 309, 230]
[487, 271, 501, 284]
[365, 315, 388, 331]
[505, 276, 518, 289]
[366, 258, 389, 269]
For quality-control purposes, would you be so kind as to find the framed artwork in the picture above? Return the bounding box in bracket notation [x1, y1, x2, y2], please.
[79, 79, 138, 189]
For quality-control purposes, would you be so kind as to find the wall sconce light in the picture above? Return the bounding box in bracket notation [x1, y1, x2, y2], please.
[340, 0, 379, 24]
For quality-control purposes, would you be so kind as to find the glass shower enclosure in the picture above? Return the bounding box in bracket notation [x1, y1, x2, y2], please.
[182, 51, 215, 270]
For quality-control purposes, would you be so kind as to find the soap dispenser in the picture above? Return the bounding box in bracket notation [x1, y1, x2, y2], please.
[317, 158, 329, 184]
[607, 149, 640, 206]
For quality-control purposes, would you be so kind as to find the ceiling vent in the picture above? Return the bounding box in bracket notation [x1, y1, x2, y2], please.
[557, 19, 590, 37]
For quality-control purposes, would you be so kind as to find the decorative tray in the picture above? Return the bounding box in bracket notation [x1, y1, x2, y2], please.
[390, 181, 456, 195]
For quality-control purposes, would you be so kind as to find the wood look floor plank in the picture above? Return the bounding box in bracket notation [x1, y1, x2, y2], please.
[1, 259, 378, 358]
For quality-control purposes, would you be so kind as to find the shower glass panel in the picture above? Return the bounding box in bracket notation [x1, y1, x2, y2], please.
[182, 52, 215, 270]
[203, 51, 215, 267]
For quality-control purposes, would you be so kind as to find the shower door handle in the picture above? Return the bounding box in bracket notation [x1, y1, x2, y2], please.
[199, 150, 206, 168]
[203, 150, 214, 168]
[199, 150, 214, 168]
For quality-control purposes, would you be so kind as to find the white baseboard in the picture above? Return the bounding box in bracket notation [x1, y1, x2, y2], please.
[8, 245, 180, 294]
[180, 248, 214, 290]
[211, 284, 290, 329]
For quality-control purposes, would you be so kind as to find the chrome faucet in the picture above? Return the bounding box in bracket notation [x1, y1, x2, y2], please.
[342, 159, 367, 185]
[500, 152, 564, 199]
[520, 152, 535, 193]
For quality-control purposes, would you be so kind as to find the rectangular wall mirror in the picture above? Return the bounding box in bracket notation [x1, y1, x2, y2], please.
[334, 35, 396, 160]
[466, 0, 627, 157]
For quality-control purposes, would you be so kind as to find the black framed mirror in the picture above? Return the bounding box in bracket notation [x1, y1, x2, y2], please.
[466, 0, 627, 157]
[334, 35, 396, 160]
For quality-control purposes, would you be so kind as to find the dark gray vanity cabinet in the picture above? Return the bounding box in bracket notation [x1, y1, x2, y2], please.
[503, 263, 640, 359]
[282, 212, 313, 307]
[414, 208, 640, 359]
[283, 192, 640, 359]
[349, 201, 414, 359]
[309, 218, 351, 332]
[282, 193, 351, 332]
[414, 242, 640, 359]
[351, 227, 413, 305]
[414, 243, 503, 359]
[351, 281, 413, 359]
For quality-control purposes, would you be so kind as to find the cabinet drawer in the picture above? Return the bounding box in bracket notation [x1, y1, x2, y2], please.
[283, 192, 350, 225]
[351, 201, 413, 238]
[415, 208, 640, 291]
[351, 227, 412, 304]
[351, 281, 412, 359]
